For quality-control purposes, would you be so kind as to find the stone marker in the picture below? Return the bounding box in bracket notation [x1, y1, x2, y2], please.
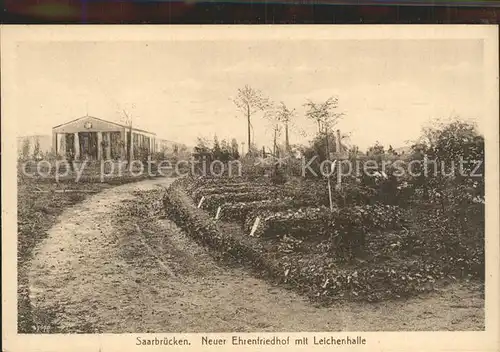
[331, 159, 337, 174]
[197, 196, 205, 208]
[249, 216, 261, 237]
[215, 206, 222, 220]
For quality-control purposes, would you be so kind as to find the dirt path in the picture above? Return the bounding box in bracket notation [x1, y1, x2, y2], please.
[28, 178, 484, 333]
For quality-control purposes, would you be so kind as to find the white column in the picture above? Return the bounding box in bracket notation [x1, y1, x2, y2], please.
[74, 133, 80, 159]
[105, 133, 111, 160]
[52, 131, 57, 154]
[121, 129, 127, 160]
[130, 132, 134, 161]
[97, 132, 103, 160]
[57, 133, 65, 157]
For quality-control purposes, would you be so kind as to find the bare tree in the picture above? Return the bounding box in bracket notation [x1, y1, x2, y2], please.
[272, 122, 283, 157]
[233, 85, 269, 154]
[304, 96, 345, 210]
[276, 102, 299, 152]
[265, 101, 303, 156]
[32, 137, 41, 160]
[304, 96, 344, 135]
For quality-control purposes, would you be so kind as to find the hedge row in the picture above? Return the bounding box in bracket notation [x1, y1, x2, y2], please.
[243, 204, 406, 240]
[200, 190, 284, 213]
[163, 181, 271, 271]
[192, 185, 279, 202]
[189, 178, 387, 211]
[219, 198, 317, 224]
[278, 257, 439, 302]
[187, 176, 268, 191]
[280, 181, 380, 207]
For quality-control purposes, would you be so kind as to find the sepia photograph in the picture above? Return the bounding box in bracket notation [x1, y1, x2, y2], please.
[2, 25, 499, 351]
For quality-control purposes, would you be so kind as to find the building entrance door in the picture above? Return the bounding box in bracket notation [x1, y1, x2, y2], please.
[65, 133, 75, 158]
[79, 132, 98, 159]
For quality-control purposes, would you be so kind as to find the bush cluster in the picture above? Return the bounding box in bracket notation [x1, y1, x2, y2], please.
[401, 207, 484, 279]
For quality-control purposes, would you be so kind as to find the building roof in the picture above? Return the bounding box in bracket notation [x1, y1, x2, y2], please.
[52, 115, 156, 135]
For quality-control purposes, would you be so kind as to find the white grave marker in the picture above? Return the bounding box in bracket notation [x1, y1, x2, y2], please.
[197, 196, 205, 208]
[249, 216, 261, 237]
[215, 206, 222, 220]
[331, 159, 337, 174]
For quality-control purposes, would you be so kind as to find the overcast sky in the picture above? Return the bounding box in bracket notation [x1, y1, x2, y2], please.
[15, 38, 485, 150]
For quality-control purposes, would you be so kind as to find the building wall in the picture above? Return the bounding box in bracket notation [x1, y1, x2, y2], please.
[52, 116, 156, 161]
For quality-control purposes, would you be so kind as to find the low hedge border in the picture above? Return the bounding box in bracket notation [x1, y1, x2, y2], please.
[200, 190, 286, 214]
[192, 185, 279, 202]
[219, 198, 317, 224]
[187, 176, 269, 193]
[163, 182, 273, 273]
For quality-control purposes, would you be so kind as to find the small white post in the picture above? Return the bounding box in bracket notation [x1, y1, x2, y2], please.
[326, 160, 337, 211]
[197, 196, 205, 208]
[249, 216, 261, 237]
[336, 129, 342, 190]
[327, 177, 334, 211]
[215, 206, 222, 220]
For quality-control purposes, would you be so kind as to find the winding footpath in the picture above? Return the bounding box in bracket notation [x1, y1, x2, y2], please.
[27, 178, 484, 333]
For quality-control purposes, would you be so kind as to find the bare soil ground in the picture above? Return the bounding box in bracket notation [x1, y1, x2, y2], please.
[26, 178, 484, 333]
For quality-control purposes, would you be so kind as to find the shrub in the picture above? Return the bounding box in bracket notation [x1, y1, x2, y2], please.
[400, 205, 484, 279]
[338, 184, 379, 205]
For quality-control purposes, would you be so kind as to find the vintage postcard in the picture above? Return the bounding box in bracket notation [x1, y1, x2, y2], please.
[2, 25, 499, 351]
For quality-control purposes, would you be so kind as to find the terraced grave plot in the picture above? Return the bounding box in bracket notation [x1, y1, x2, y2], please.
[243, 204, 405, 239]
[165, 177, 484, 304]
[216, 198, 318, 224]
[191, 185, 280, 201]
[198, 190, 289, 214]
